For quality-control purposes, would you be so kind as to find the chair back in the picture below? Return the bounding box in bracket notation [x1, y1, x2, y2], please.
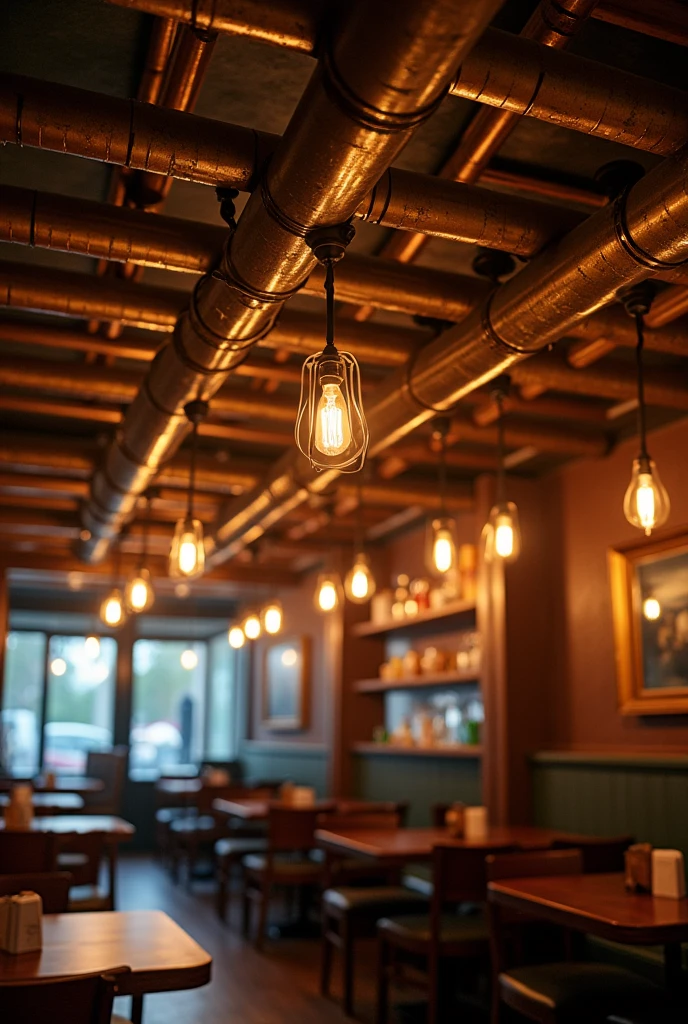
[0, 831, 56, 873]
[337, 800, 409, 826]
[0, 871, 72, 912]
[432, 843, 517, 908]
[84, 747, 128, 815]
[551, 834, 634, 873]
[317, 811, 400, 831]
[268, 806, 320, 853]
[54, 832, 107, 887]
[0, 968, 129, 1024]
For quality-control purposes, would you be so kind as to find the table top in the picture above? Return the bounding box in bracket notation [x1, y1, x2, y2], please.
[0, 815, 135, 839]
[315, 825, 576, 862]
[214, 797, 336, 820]
[488, 872, 688, 945]
[0, 910, 212, 996]
[0, 776, 104, 795]
[0, 793, 84, 811]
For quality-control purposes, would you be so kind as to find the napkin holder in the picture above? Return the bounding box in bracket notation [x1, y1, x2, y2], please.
[463, 805, 488, 840]
[1, 892, 43, 954]
[651, 849, 686, 899]
[624, 842, 653, 893]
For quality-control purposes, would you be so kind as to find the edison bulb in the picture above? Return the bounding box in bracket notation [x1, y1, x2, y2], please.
[485, 502, 521, 564]
[50, 657, 67, 677]
[315, 573, 340, 613]
[180, 536, 198, 573]
[495, 518, 515, 559]
[263, 603, 283, 635]
[125, 569, 154, 614]
[428, 518, 456, 576]
[84, 635, 100, 659]
[623, 457, 670, 536]
[643, 597, 661, 621]
[170, 518, 205, 579]
[314, 383, 351, 456]
[228, 626, 245, 649]
[180, 648, 198, 670]
[243, 614, 261, 640]
[345, 553, 376, 604]
[100, 589, 126, 628]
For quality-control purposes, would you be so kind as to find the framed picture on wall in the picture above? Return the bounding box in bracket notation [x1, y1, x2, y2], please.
[262, 636, 310, 731]
[610, 528, 688, 715]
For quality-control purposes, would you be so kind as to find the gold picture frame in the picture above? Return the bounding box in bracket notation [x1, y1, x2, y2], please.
[610, 528, 688, 715]
[261, 636, 310, 731]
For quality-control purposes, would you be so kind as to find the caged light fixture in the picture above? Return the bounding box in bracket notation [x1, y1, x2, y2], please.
[125, 491, 155, 614]
[620, 284, 670, 536]
[295, 225, 368, 473]
[426, 419, 457, 577]
[169, 400, 208, 579]
[484, 379, 521, 563]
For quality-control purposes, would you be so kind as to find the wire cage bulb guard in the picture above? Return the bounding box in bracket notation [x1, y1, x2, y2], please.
[345, 552, 376, 603]
[295, 224, 368, 473]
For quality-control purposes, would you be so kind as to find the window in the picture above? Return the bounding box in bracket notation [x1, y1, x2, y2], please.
[1, 632, 46, 775]
[43, 636, 117, 775]
[129, 640, 207, 777]
[206, 632, 237, 761]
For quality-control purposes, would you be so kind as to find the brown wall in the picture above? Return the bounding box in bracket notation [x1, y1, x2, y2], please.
[549, 415, 688, 752]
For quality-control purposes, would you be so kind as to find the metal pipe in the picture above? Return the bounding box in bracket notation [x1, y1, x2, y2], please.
[645, 287, 688, 329]
[205, 138, 688, 566]
[138, 17, 177, 104]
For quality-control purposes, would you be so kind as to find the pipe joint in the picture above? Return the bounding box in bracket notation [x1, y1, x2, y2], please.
[613, 192, 688, 272]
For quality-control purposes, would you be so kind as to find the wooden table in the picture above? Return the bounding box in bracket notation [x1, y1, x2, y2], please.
[0, 776, 104, 796]
[315, 825, 573, 864]
[0, 792, 84, 814]
[213, 796, 337, 820]
[488, 872, 688, 990]
[0, 910, 211, 1024]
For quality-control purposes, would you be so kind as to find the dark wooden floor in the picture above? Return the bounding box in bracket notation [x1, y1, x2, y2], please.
[114, 855, 385, 1024]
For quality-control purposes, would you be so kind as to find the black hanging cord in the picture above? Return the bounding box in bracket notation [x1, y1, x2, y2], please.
[634, 312, 649, 460]
[183, 400, 209, 521]
[496, 391, 506, 504]
[438, 431, 448, 518]
[355, 479, 364, 553]
[324, 259, 336, 354]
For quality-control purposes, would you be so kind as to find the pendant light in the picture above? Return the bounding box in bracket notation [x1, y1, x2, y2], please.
[262, 602, 283, 635]
[485, 380, 521, 563]
[344, 483, 376, 603]
[169, 400, 208, 579]
[125, 491, 155, 614]
[242, 613, 261, 641]
[315, 572, 342, 614]
[621, 284, 670, 536]
[295, 225, 368, 472]
[228, 625, 245, 649]
[426, 419, 457, 576]
[99, 536, 126, 629]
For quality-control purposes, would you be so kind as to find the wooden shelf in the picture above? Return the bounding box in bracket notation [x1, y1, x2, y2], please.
[351, 599, 476, 637]
[352, 742, 483, 759]
[354, 671, 480, 693]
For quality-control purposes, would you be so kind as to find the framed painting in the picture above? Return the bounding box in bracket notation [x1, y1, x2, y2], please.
[610, 528, 688, 715]
[261, 636, 310, 731]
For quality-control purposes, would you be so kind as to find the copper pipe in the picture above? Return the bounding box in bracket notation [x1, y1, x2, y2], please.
[478, 166, 605, 210]
[138, 17, 177, 104]
[593, 0, 688, 48]
[645, 287, 688, 329]
[565, 306, 688, 363]
[205, 133, 688, 567]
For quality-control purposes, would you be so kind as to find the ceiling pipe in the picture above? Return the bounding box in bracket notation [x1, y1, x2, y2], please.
[205, 142, 688, 567]
[445, 416, 610, 457]
[78, 0, 504, 559]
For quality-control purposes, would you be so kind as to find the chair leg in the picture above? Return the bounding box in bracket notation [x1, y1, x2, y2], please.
[320, 912, 334, 996]
[216, 859, 228, 921]
[376, 935, 390, 1024]
[242, 883, 251, 938]
[255, 881, 270, 951]
[186, 840, 196, 891]
[342, 917, 355, 1018]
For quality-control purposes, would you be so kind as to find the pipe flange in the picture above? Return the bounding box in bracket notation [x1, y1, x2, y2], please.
[618, 281, 655, 318]
[613, 192, 688, 271]
[305, 222, 356, 263]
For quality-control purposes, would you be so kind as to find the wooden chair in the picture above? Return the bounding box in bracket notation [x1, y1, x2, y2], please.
[242, 805, 323, 950]
[377, 842, 514, 1024]
[0, 831, 57, 873]
[0, 968, 130, 1024]
[83, 747, 128, 815]
[337, 800, 410, 826]
[0, 871, 72, 912]
[486, 848, 665, 1024]
[55, 831, 114, 911]
[551, 834, 634, 873]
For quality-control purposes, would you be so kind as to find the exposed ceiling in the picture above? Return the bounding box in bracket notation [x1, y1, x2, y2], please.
[1, 0, 687, 591]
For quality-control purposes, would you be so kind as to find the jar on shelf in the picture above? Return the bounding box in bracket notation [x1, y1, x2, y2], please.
[410, 577, 430, 611]
[371, 589, 393, 624]
[420, 646, 446, 674]
[458, 544, 477, 601]
[391, 573, 410, 620]
[402, 649, 421, 676]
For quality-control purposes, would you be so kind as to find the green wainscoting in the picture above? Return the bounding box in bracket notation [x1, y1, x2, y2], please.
[352, 751, 482, 825]
[240, 741, 329, 796]
[531, 751, 688, 857]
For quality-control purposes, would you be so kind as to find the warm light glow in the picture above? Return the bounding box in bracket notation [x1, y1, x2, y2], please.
[180, 537, 199, 574]
[169, 518, 205, 579]
[623, 458, 670, 536]
[429, 518, 456, 576]
[228, 626, 245, 649]
[643, 597, 661, 621]
[175, 583, 191, 599]
[485, 502, 521, 564]
[50, 657, 66, 677]
[314, 383, 351, 456]
[84, 635, 100, 660]
[495, 518, 515, 559]
[243, 614, 261, 640]
[344, 553, 376, 604]
[281, 648, 298, 667]
[100, 589, 126, 628]
[125, 570, 154, 614]
[180, 648, 198, 670]
[263, 603, 283, 635]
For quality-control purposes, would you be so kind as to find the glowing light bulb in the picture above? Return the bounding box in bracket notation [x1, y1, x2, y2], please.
[643, 597, 661, 621]
[243, 614, 261, 640]
[125, 569, 154, 614]
[314, 383, 351, 456]
[169, 518, 205, 579]
[84, 635, 100, 660]
[228, 626, 245, 649]
[485, 502, 521, 563]
[180, 648, 198, 670]
[315, 573, 340, 613]
[428, 518, 456, 576]
[100, 589, 126, 628]
[281, 648, 298, 667]
[495, 519, 515, 559]
[344, 554, 376, 604]
[263, 603, 283, 635]
[50, 657, 66, 677]
[623, 458, 670, 536]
